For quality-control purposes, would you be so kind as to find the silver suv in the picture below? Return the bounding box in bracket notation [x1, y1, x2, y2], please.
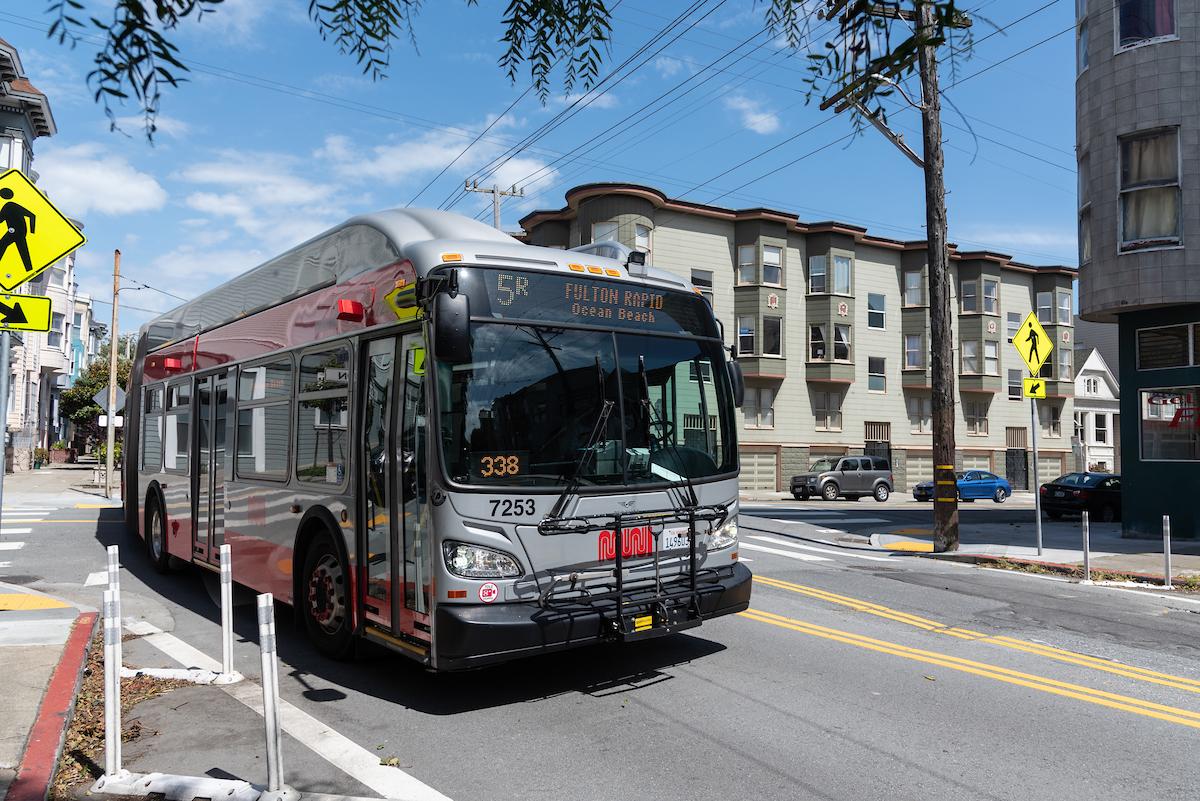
[790, 456, 894, 502]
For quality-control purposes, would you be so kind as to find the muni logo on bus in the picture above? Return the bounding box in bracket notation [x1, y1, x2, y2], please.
[598, 526, 655, 561]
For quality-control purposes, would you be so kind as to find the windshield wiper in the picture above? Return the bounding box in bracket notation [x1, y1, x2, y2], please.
[547, 397, 615, 520]
[638, 356, 699, 509]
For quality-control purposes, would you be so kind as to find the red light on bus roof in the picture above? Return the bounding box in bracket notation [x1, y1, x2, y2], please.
[336, 299, 364, 321]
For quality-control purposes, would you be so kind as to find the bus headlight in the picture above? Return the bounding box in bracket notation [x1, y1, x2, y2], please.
[710, 517, 738, 550]
[443, 541, 523, 579]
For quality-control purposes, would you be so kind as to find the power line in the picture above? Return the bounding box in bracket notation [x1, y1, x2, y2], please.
[121, 277, 189, 302]
[949, 24, 1075, 88]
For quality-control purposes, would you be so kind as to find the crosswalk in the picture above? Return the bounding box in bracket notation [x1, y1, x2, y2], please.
[0, 506, 54, 554]
[740, 534, 895, 565]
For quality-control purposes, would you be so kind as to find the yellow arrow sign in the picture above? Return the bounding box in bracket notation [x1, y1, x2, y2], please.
[0, 293, 53, 332]
[1023, 376, 1047, 399]
[0, 169, 86, 292]
[1013, 311, 1053, 375]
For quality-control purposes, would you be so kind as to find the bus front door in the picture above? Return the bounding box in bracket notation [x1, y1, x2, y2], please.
[359, 333, 430, 645]
[193, 372, 230, 564]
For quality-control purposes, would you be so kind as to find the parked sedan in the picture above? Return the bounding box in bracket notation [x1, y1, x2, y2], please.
[913, 471, 1012, 503]
[1039, 473, 1121, 522]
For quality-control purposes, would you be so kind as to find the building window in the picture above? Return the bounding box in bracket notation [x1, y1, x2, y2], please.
[982, 279, 999, 315]
[1057, 291, 1072, 325]
[961, 340, 979, 374]
[904, 270, 923, 306]
[763, 316, 783, 356]
[905, 334, 924, 369]
[72, 312, 82, 328]
[1137, 323, 1197, 369]
[1058, 348, 1073, 380]
[833, 324, 851, 361]
[867, 293, 885, 329]
[1040, 359, 1053, 379]
[1120, 128, 1180, 250]
[966, 399, 989, 436]
[1037, 291, 1053, 324]
[738, 315, 755, 355]
[1116, 0, 1175, 50]
[47, 313, 65, 348]
[1041, 404, 1062, 438]
[984, 341, 1000, 375]
[1008, 369, 1023, 400]
[1007, 312, 1021, 343]
[634, 224, 651, 255]
[868, 357, 886, 392]
[810, 325, 826, 360]
[1075, 411, 1086, 440]
[833, 255, 852, 294]
[961, 280, 978, 313]
[592, 221, 618, 243]
[738, 245, 756, 285]
[1078, 6, 1089, 72]
[908, 395, 932, 434]
[1094, 413, 1108, 444]
[1141, 387, 1199, 461]
[814, 391, 843, 432]
[762, 245, 782, 286]
[743, 387, 775, 429]
[808, 255, 827, 293]
[1079, 207, 1092, 264]
[691, 269, 714, 307]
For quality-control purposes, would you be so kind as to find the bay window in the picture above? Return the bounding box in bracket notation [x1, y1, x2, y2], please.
[738, 315, 755, 355]
[808, 255, 826, 293]
[833, 324, 851, 361]
[762, 245, 782, 286]
[833, 255, 852, 294]
[738, 245, 756, 285]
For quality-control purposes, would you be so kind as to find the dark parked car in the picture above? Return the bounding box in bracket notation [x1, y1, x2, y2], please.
[913, 471, 1012, 503]
[1039, 473, 1121, 521]
[791, 456, 894, 502]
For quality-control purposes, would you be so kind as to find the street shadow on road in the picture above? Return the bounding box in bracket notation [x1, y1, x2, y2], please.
[93, 511, 728, 716]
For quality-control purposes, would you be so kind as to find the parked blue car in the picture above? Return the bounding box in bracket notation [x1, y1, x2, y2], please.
[912, 470, 1012, 503]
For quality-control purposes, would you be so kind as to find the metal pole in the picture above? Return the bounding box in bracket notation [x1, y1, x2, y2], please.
[1081, 510, 1091, 584]
[1031, 397, 1042, 556]
[220, 544, 233, 676]
[257, 593, 284, 793]
[1163, 515, 1173, 589]
[0, 329, 10, 531]
[492, 185, 501, 230]
[105, 249, 121, 499]
[102, 588, 122, 776]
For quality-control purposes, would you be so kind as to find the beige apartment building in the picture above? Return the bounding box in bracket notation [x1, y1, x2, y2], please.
[521, 184, 1077, 492]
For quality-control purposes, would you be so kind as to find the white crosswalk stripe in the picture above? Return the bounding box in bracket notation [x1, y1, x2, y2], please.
[0, 542, 26, 551]
[0, 528, 31, 536]
[746, 535, 894, 562]
[739, 542, 831, 562]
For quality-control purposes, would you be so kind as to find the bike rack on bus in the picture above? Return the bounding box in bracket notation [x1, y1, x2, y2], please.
[535, 504, 730, 641]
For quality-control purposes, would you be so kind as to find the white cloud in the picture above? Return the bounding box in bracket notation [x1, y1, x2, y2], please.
[654, 57, 684, 78]
[724, 96, 781, 134]
[181, 0, 291, 42]
[112, 114, 191, 138]
[554, 91, 619, 110]
[955, 226, 1078, 252]
[36, 143, 168, 217]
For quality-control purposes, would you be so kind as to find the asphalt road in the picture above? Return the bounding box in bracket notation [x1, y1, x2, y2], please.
[8, 496, 1200, 801]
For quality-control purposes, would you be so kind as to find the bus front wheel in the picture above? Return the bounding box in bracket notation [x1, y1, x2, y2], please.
[301, 534, 354, 659]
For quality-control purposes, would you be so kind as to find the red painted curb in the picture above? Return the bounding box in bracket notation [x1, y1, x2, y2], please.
[4, 612, 98, 801]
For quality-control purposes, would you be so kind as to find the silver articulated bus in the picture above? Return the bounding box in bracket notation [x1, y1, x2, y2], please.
[124, 209, 751, 670]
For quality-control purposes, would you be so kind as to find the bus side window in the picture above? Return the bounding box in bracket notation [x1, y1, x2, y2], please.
[164, 382, 191, 473]
[296, 346, 352, 485]
[142, 386, 164, 472]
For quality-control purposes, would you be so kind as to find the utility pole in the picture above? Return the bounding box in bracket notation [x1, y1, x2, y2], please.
[464, 181, 524, 230]
[916, 0, 959, 552]
[105, 249, 120, 500]
[0, 329, 11, 528]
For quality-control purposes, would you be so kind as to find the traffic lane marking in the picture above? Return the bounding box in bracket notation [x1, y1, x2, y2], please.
[754, 574, 1200, 696]
[740, 608, 1200, 731]
[128, 621, 452, 801]
[745, 535, 896, 562]
[1, 528, 31, 535]
[739, 543, 830, 562]
[0, 542, 25, 550]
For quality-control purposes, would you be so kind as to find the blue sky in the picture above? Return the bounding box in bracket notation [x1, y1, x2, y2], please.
[0, 0, 1078, 332]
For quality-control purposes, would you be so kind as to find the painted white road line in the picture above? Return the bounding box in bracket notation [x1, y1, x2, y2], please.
[1, 507, 56, 512]
[746, 535, 895, 562]
[132, 621, 453, 801]
[84, 571, 107, 587]
[0, 528, 32, 535]
[739, 542, 831, 562]
[768, 513, 845, 519]
[0, 542, 26, 551]
[0, 562, 10, 568]
[780, 517, 888, 525]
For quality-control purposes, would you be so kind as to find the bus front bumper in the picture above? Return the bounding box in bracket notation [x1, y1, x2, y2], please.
[433, 562, 753, 671]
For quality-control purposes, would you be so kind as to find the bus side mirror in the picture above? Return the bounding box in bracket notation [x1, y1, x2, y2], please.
[727, 361, 745, 408]
[433, 292, 471, 364]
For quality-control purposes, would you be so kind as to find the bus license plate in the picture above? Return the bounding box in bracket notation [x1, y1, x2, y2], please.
[661, 527, 691, 551]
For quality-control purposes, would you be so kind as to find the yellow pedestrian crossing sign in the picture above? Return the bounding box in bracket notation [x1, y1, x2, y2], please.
[1023, 377, 1047, 399]
[0, 169, 86, 292]
[1013, 311, 1053, 375]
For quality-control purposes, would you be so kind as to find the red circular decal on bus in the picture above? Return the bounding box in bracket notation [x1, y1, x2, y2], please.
[478, 582, 499, 604]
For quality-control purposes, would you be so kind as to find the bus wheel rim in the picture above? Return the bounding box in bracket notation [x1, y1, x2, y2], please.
[308, 554, 345, 634]
[151, 508, 163, 560]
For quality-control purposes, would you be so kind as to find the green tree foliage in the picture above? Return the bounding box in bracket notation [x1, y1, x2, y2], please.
[46, 1, 972, 140]
[59, 348, 132, 443]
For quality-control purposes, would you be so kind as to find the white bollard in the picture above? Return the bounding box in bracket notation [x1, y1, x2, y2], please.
[106, 545, 120, 596]
[256, 594, 296, 801]
[1081, 510, 1092, 585]
[102, 589, 122, 777]
[1164, 515, 1173, 589]
[220, 545, 234, 676]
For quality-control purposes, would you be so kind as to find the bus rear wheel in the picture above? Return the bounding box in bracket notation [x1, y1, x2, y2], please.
[146, 497, 173, 574]
[301, 534, 354, 659]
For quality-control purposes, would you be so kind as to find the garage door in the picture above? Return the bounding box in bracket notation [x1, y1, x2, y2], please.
[906, 454, 933, 488]
[962, 453, 992, 472]
[1038, 454, 1065, 483]
[740, 451, 778, 491]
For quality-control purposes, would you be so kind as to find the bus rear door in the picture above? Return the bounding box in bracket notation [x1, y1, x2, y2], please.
[193, 370, 231, 564]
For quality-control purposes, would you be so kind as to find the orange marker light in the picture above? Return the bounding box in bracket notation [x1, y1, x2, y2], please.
[447, 590, 467, 599]
[604, 268, 621, 277]
[441, 253, 463, 263]
[568, 263, 585, 272]
[586, 265, 603, 274]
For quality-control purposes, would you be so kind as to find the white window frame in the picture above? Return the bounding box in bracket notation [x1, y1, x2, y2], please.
[1037, 291, 1053, 324]
[966, 399, 989, 436]
[809, 324, 827, 361]
[833, 324, 851, 362]
[809, 255, 827, 294]
[592, 221, 618, 243]
[1041, 404, 1063, 438]
[1008, 369, 1023, 400]
[983, 279, 999, 315]
[961, 340, 980, 375]
[867, 293, 886, 330]
[984, 340, 1000, 376]
[814, 391, 843, 432]
[762, 245, 783, 287]
[737, 245, 757, 285]
[961, 279, 978, 313]
[691, 269, 714, 307]
[832, 255, 852, 295]
[738, 315, 755, 356]
[1094, 412, 1108, 444]
[1113, 0, 1178, 53]
[743, 386, 776, 429]
[868, 356, 886, 393]
[908, 395, 932, 434]
[1057, 290, 1072, 324]
[903, 270, 923, 307]
[1118, 127, 1182, 251]
[1058, 347, 1073, 380]
[1006, 312, 1021, 342]
[634, 223, 651, 255]
[904, 334, 924, 369]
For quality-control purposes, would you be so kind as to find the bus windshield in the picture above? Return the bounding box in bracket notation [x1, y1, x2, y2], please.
[437, 322, 736, 488]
